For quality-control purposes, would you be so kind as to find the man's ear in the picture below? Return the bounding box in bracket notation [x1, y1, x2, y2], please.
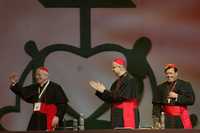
[132, 37, 152, 56]
[175, 72, 178, 77]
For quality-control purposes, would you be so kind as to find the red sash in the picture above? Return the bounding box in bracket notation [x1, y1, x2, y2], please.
[34, 103, 57, 131]
[163, 105, 192, 128]
[114, 99, 138, 128]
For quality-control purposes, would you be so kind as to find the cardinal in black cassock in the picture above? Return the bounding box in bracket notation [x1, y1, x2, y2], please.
[89, 57, 140, 128]
[9, 67, 68, 131]
[153, 64, 195, 129]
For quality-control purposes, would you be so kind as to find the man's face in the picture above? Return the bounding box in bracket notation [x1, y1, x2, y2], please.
[35, 69, 48, 85]
[112, 62, 122, 76]
[165, 68, 178, 82]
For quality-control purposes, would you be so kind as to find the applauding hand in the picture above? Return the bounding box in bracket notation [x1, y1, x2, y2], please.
[89, 80, 106, 93]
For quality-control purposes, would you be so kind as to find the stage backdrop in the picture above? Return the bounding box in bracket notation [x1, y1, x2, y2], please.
[0, 0, 200, 131]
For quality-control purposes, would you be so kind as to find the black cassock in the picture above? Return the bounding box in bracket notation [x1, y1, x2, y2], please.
[95, 72, 140, 128]
[153, 79, 195, 128]
[10, 81, 68, 130]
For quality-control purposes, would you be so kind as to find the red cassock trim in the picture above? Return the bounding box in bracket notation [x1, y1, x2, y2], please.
[163, 105, 192, 129]
[114, 99, 138, 128]
[34, 103, 57, 131]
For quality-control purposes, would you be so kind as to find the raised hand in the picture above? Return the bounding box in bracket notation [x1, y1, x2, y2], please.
[9, 73, 18, 85]
[89, 80, 106, 93]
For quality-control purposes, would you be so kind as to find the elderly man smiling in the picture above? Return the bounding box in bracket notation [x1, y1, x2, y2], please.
[9, 66, 68, 131]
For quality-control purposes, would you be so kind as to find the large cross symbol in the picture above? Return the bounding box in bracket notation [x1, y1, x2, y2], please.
[37, 0, 136, 127]
[39, 0, 136, 52]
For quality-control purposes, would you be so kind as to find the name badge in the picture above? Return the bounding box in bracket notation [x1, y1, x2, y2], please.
[34, 102, 41, 111]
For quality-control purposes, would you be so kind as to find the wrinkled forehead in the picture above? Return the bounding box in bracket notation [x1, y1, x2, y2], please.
[112, 62, 122, 68]
[35, 68, 48, 75]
